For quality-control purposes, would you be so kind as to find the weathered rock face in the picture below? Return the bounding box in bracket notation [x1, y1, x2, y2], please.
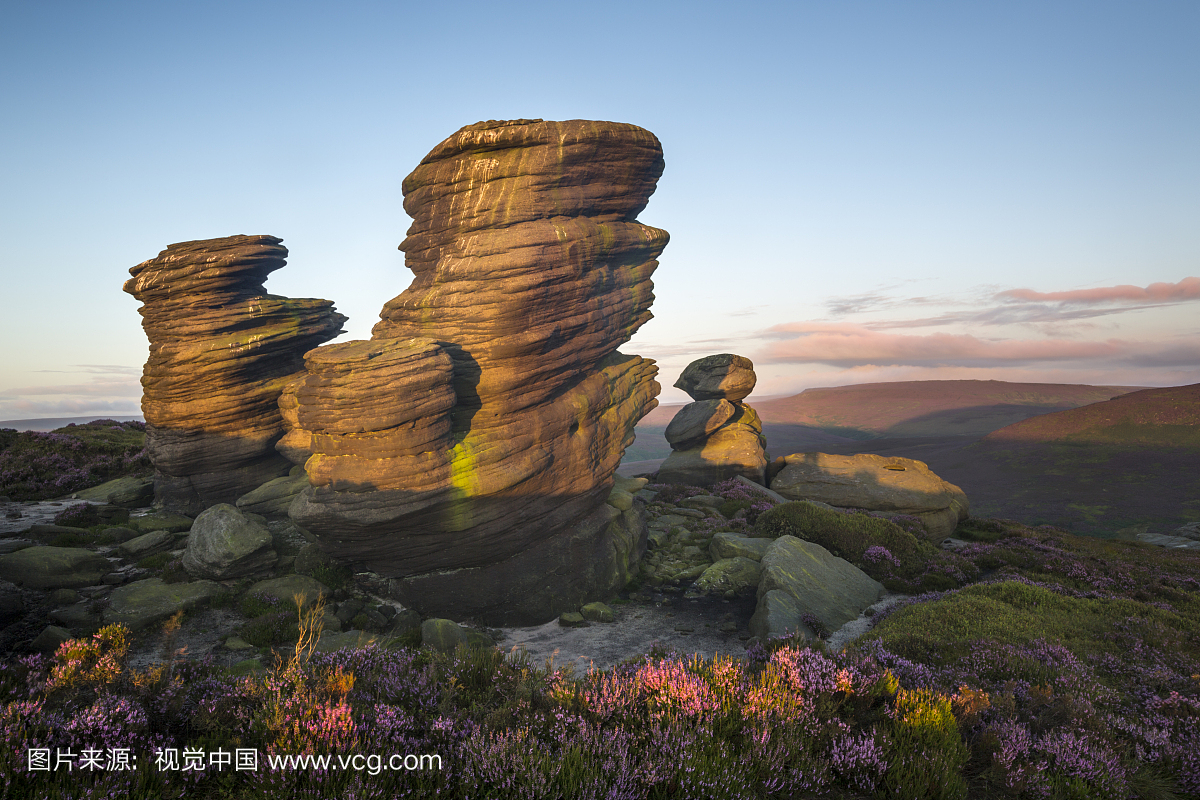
[769, 452, 969, 541]
[285, 119, 668, 625]
[749, 535, 884, 642]
[124, 235, 346, 515]
[657, 355, 768, 486]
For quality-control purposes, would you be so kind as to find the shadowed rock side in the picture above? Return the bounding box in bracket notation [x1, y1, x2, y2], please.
[286, 119, 669, 625]
[124, 235, 346, 515]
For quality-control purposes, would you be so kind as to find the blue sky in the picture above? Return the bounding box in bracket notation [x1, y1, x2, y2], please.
[2, 0, 1197, 419]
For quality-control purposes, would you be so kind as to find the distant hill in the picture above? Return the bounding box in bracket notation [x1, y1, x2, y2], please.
[983, 383, 1200, 448]
[751, 380, 1143, 439]
[627, 380, 1143, 462]
[0, 415, 144, 433]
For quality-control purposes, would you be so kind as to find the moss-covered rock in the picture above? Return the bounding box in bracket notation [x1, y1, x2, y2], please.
[695, 557, 761, 595]
[0, 546, 111, 589]
[104, 577, 222, 631]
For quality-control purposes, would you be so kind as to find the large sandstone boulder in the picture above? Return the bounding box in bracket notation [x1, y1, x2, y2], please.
[182, 504, 277, 580]
[0, 547, 112, 590]
[123, 235, 346, 515]
[769, 452, 969, 540]
[750, 535, 884, 641]
[283, 119, 666, 625]
[658, 356, 768, 486]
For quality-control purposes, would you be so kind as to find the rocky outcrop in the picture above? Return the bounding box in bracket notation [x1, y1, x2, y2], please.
[0, 547, 112, 590]
[769, 452, 969, 541]
[124, 235, 346, 515]
[284, 120, 668, 625]
[657, 355, 769, 486]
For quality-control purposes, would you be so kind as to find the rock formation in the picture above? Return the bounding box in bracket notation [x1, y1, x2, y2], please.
[656, 354, 769, 485]
[124, 235, 346, 515]
[769, 452, 969, 541]
[285, 119, 669, 625]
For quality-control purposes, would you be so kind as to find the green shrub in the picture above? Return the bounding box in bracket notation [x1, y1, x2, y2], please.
[137, 552, 175, 570]
[238, 611, 299, 647]
[310, 561, 352, 591]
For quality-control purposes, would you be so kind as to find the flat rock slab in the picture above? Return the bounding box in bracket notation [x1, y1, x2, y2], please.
[104, 577, 222, 631]
[117, 530, 175, 560]
[247, 575, 331, 609]
[128, 512, 194, 534]
[0, 546, 112, 589]
[757, 535, 885, 633]
[236, 473, 309, 517]
[75, 476, 154, 507]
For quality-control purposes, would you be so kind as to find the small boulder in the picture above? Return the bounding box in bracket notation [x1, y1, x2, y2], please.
[421, 618, 491, 652]
[674, 354, 757, 402]
[709, 532, 771, 562]
[117, 530, 175, 560]
[102, 527, 141, 544]
[182, 504, 276, 580]
[75, 476, 154, 508]
[313, 630, 383, 653]
[32, 625, 74, 653]
[665, 399, 737, 448]
[580, 602, 614, 623]
[293, 543, 333, 576]
[246, 575, 331, 610]
[0, 579, 25, 628]
[104, 577, 221, 631]
[748, 589, 815, 642]
[695, 557, 761, 595]
[0, 547, 112, 590]
[558, 611, 587, 627]
[757, 536, 884, 634]
[236, 473, 310, 517]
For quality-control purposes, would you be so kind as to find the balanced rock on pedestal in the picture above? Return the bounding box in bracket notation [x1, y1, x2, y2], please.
[656, 354, 769, 486]
[285, 119, 669, 625]
[124, 235, 346, 515]
[769, 452, 970, 541]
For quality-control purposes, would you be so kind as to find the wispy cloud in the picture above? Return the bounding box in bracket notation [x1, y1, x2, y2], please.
[996, 277, 1200, 305]
[759, 322, 1200, 369]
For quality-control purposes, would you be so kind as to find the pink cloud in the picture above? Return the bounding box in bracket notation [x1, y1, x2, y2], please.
[996, 277, 1200, 305]
[760, 323, 1124, 367]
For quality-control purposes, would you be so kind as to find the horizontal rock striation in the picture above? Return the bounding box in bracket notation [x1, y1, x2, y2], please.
[124, 235, 345, 514]
[287, 119, 669, 624]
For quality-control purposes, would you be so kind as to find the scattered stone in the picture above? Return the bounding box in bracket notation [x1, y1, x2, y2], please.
[0, 547, 112, 590]
[0, 580, 25, 628]
[49, 604, 100, 633]
[103, 578, 222, 632]
[559, 612, 588, 628]
[769, 452, 969, 540]
[50, 588, 80, 605]
[293, 542, 333, 577]
[182, 504, 276, 580]
[388, 609, 422, 634]
[1174, 522, 1200, 542]
[32, 625, 73, 653]
[679, 495, 723, 510]
[1137, 533, 1200, 550]
[580, 602, 615, 623]
[223, 635, 253, 651]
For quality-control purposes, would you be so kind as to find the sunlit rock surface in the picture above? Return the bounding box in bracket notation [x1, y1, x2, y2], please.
[287, 119, 669, 624]
[657, 354, 769, 486]
[124, 235, 346, 514]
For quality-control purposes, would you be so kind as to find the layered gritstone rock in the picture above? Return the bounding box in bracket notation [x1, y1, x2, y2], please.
[286, 119, 669, 625]
[124, 235, 346, 514]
